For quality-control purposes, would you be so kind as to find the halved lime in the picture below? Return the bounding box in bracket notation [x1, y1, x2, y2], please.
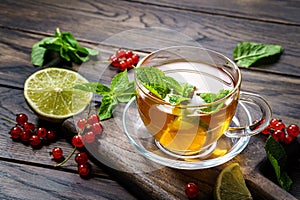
[24, 68, 92, 122]
[214, 163, 253, 200]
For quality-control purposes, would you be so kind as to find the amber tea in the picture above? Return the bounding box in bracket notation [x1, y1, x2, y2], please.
[135, 61, 239, 156]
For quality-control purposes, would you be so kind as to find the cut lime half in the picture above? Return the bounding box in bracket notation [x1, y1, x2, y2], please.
[24, 68, 92, 121]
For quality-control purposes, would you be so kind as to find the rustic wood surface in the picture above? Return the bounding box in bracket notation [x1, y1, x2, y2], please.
[0, 0, 299, 199]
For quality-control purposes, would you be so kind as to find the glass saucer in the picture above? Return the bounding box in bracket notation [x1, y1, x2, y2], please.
[122, 98, 251, 170]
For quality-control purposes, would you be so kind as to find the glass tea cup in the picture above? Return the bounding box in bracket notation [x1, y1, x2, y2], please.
[134, 46, 272, 158]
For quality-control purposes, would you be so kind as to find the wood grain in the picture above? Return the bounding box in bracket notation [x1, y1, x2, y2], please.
[0, 160, 136, 200]
[1, 0, 299, 75]
[126, 0, 300, 25]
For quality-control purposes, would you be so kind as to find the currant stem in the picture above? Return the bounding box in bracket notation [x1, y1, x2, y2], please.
[55, 147, 77, 167]
[1, 117, 17, 125]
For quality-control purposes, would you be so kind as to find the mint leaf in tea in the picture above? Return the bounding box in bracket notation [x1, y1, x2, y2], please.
[197, 89, 231, 113]
[135, 66, 195, 105]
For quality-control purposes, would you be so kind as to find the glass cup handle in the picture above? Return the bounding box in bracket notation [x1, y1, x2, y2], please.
[225, 91, 272, 138]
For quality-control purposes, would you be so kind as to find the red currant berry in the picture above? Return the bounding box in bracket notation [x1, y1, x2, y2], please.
[87, 114, 100, 125]
[84, 131, 95, 143]
[287, 124, 299, 138]
[10, 126, 22, 139]
[20, 131, 32, 142]
[116, 49, 126, 58]
[78, 163, 91, 177]
[36, 127, 47, 138]
[77, 118, 86, 130]
[72, 135, 84, 148]
[125, 50, 133, 58]
[126, 57, 133, 69]
[272, 130, 285, 142]
[261, 125, 271, 135]
[131, 54, 139, 64]
[118, 60, 127, 71]
[184, 182, 199, 199]
[23, 122, 35, 132]
[46, 130, 56, 141]
[91, 123, 103, 135]
[30, 135, 41, 147]
[270, 118, 279, 128]
[51, 147, 63, 160]
[274, 121, 285, 131]
[109, 55, 116, 62]
[284, 134, 294, 144]
[16, 113, 28, 126]
[75, 152, 89, 165]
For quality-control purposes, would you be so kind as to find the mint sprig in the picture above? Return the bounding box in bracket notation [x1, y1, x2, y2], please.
[197, 89, 231, 113]
[74, 70, 135, 120]
[31, 28, 99, 67]
[265, 136, 293, 191]
[135, 66, 195, 105]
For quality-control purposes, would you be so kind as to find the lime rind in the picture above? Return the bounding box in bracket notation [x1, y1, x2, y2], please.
[24, 68, 92, 120]
[214, 163, 253, 200]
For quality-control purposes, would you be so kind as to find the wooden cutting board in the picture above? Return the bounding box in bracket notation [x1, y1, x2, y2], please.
[62, 102, 298, 200]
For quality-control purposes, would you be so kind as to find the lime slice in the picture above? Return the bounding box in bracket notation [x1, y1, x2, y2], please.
[24, 68, 92, 121]
[214, 163, 253, 200]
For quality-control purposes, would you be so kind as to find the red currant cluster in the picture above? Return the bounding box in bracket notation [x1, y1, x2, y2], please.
[9, 113, 56, 147]
[185, 182, 199, 199]
[54, 114, 103, 177]
[257, 118, 299, 144]
[109, 49, 139, 71]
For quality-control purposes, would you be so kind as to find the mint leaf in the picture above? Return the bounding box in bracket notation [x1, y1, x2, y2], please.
[197, 89, 230, 113]
[110, 70, 130, 92]
[198, 89, 230, 103]
[233, 42, 283, 67]
[181, 83, 195, 98]
[135, 66, 194, 104]
[31, 28, 99, 67]
[167, 94, 190, 105]
[98, 95, 118, 120]
[116, 81, 135, 103]
[75, 70, 135, 120]
[74, 82, 111, 95]
[31, 37, 55, 66]
[135, 66, 169, 99]
[265, 136, 293, 191]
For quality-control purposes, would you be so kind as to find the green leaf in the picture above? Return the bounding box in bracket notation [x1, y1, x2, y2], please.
[198, 89, 230, 103]
[116, 81, 135, 103]
[163, 76, 183, 95]
[61, 32, 78, 48]
[135, 66, 194, 104]
[31, 28, 99, 67]
[197, 89, 230, 113]
[233, 42, 283, 67]
[265, 136, 293, 191]
[31, 37, 55, 66]
[181, 83, 195, 98]
[74, 82, 111, 95]
[110, 70, 130, 91]
[98, 95, 118, 120]
[167, 94, 190, 105]
[110, 70, 135, 102]
[60, 47, 71, 62]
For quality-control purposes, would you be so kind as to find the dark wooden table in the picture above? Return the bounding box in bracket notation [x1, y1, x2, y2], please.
[1, 0, 299, 199]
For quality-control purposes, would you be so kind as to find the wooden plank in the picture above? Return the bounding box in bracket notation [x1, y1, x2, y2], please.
[0, 0, 299, 75]
[0, 160, 136, 200]
[126, 0, 300, 25]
